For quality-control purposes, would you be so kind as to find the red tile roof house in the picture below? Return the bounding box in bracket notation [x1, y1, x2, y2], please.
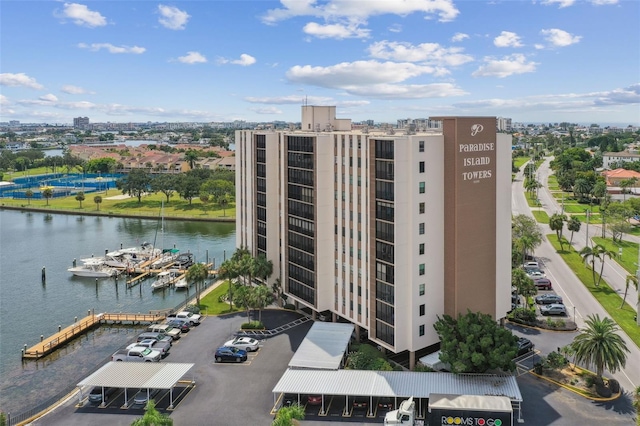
[601, 168, 640, 195]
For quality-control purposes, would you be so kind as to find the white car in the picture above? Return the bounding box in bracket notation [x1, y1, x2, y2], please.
[527, 270, 545, 280]
[223, 336, 260, 352]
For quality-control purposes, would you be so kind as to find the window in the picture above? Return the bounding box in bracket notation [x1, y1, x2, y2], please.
[419, 141, 425, 152]
[419, 243, 425, 255]
[419, 304, 425, 316]
[419, 182, 425, 194]
[419, 284, 425, 296]
[419, 161, 425, 173]
[419, 325, 425, 336]
[419, 202, 425, 214]
[419, 264, 425, 275]
[419, 223, 425, 235]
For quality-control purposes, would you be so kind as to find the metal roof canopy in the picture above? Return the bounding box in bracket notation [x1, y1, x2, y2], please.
[78, 361, 194, 389]
[287, 322, 354, 370]
[272, 369, 522, 402]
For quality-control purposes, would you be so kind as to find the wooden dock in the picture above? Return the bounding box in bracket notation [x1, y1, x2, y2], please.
[22, 312, 167, 360]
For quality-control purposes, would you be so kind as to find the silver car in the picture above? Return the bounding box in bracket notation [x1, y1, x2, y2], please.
[540, 303, 567, 316]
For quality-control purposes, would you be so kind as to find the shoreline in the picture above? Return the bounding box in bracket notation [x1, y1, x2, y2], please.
[0, 204, 236, 223]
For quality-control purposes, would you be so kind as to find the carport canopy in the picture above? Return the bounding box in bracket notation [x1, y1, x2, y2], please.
[78, 361, 194, 390]
[273, 369, 522, 402]
[288, 322, 354, 370]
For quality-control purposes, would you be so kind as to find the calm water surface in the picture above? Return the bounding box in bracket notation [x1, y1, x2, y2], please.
[0, 209, 236, 415]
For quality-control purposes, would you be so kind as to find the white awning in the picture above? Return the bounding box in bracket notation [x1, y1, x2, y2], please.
[78, 362, 194, 389]
[288, 322, 354, 370]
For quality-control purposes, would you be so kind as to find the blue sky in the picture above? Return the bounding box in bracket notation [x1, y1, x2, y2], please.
[1, 0, 639, 125]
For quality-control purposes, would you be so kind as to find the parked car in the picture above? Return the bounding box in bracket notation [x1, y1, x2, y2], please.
[283, 394, 305, 407]
[224, 336, 260, 352]
[214, 346, 247, 363]
[307, 395, 323, 405]
[535, 294, 563, 305]
[133, 388, 160, 405]
[540, 304, 567, 316]
[534, 278, 552, 290]
[527, 271, 546, 280]
[137, 331, 173, 344]
[352, 396, 368, 410]
[88, 387, 117, 404]
[166, 319, 190, 333]
[147, 323, 181, 340]
[378, 397, 394, 410]
[516, 337, 534, 356]
[524, 261, 540, 269]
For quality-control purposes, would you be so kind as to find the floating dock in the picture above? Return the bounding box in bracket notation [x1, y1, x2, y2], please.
[22, 312, 166, 360]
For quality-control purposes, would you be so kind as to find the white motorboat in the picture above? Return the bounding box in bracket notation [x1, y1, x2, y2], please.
[173, 276, 189, 290]
[68, 260, 118, 278]
[150, 249, 180, 269]
[151, 270, 176, 290]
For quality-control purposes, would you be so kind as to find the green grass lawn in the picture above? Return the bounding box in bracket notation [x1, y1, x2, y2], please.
[562, 203, 601, 214]
[3, 167, 53, 180]
[525, 192, 542, 207]
[513, 156, 530, 169]
[547, 235, 640, 347]
[199, 281, 241, 315]
[0, 191, 236, 220]
[547, 175, 559, 190]
[532, 210, 549, 224]
[592, 237, 639, 275]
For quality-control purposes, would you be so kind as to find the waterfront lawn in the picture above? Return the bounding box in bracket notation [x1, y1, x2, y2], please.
[0, 192, 236, 220]
[199, 281, 240, 315]
[592, 237, 639, 275]
[532, 210, 549, 224]
[547, 235, 640, 347]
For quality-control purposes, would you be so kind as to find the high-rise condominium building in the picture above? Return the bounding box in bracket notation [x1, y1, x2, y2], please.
[235, 106, 512, 366]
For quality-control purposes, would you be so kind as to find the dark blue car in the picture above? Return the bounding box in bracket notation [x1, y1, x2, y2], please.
[215, 346, 247, 363]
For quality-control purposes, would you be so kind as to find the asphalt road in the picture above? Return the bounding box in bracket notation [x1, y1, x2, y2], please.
[513, 159, 640, 391]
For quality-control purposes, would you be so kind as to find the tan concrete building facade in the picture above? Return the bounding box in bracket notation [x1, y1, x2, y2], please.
[235, 107, 511, 364]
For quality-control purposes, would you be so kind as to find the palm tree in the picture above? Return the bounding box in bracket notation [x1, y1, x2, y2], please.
[549, 213, 567, 249]
[511, 268, 536, 307]
[186, 262, 208, 307]
[251, 284, 274, 323]
[25, 189, 34, 205]
[591, 181, 607, 206]
[567, 216, 581, 245]
[75, 191, 85, 208]
[634, 385, 640, 426]
[573, 178, 592, 202]
[42, 188, 53, 206]
[252, 254, 274, 285]
[218, 259, 239, 311]
[580, 245, 601, 286]
[512, 215, 542, 263]
[571, 314, 629, 382]
[594, 244, 615, 287]
[621, 274, 638, 309]
[130, 400, 173, 426]
[94, 195, 103, 211]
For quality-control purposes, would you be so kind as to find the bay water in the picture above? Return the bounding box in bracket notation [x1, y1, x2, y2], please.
[0, 209, 236, 415]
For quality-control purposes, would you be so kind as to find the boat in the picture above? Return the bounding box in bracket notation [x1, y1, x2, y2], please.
[173, 275, 189, 290]
[150, 248, 180, 269]
[68, 259, 118, 278]
[151, 270, 178, 290]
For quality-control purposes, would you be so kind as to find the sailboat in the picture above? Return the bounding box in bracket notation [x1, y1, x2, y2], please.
[150, 201, 180, 269]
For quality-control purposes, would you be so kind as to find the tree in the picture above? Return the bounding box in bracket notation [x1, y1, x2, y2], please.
[151, 174, 178, 203]
[130, 400, 173, 426]
[511, 268, 537, 306]
[512, 215, 543, 265]
[549, 213, 567, 249]
[433, 310, 518, 374]
[25, 189, 33, 205]
[580, 245, 601, 286]
[176, 174, 201, 205]
[42, 187, 53, 206]
[573, 178, 592, 202]
[184, 150, 199, 169]
[621, 275, 638, 309]
[591, 181, 608, 206]
[594, 244, 615, 287]
[116, 169, 151, 202]
[218, 259, 240, 311]
[634, 386, 640, 426]
[94, 195, 103, 211]
[233, 285, 252, 320]
[186, 262, 208, 307]
[620, 178, 637, 202]
[571, 314, 629, 382]
[252, 254, 274, 285]
[272, 403, 305, 426]
[566, 216, 581, 245]
[75, 191, 85, 208]
[202, 179, 235, 216]
[251, 284, 274, 323]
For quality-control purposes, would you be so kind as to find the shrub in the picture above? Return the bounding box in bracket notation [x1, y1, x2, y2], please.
[585, 375, 596, 388]
[596, 381, 612, 398]
[241, 321, 264, 329]
[609, 379, 620, 394]
[544, 351, 568, 370]
[414, 364, 435, 372]
[184, 304, 200, 314]
[283, 303, 296, 310]
[510, 307, 537, 323]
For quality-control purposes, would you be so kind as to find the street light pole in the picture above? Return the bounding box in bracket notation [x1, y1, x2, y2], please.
[573, 306, 576, 324]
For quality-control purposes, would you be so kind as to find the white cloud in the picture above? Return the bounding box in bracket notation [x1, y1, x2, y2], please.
[591, 83, 640, 105]
[541, 0, 576, 8]
[494, 31, 523, 48]
[591, 0, 618, 5]
[0, 73, 44, 89]
[367, 41, 473, 67]
[540, 29, 582, 47]
[249, 106, 283, 114]
[388, 24, 402, 33]
[244, 95, 333, 104]
[218, 54, 256, 66]
[39, 94, 58, 102]
[178, 51, 207, 64]
[157, 5, 190, 30]
[262, 0, 459, 24]
[303, 22, 370, 39]
[0, 94, 9, 105]
[60, 3, 107, 27]
[61, 84, 91, 95]
[78, 43, 146, 54]
[451, 32, 469, 42]
[345, 83, 467, 99]
[472, 54, 538, 78]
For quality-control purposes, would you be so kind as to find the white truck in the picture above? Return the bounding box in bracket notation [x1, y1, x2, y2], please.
[127, 338, 171, 357]
[111, 346, 162, 362]
[384, 397, 416, 425]
[167, 311, 201, 325]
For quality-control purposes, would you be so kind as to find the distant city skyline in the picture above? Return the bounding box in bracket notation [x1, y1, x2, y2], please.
[1, 1, 639, 125]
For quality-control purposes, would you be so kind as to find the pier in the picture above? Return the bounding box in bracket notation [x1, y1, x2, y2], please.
[22, 312, 167, 360]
